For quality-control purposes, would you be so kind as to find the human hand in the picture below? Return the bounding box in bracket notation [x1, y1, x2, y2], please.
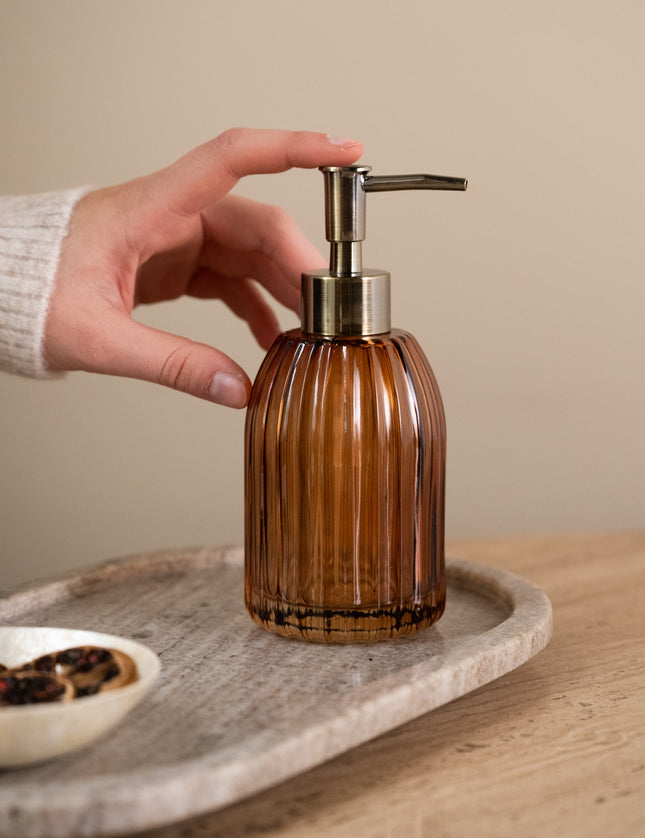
[43, 128, 363, 407]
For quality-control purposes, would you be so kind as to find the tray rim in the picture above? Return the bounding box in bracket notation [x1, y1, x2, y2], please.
[0, 548, 553, 838]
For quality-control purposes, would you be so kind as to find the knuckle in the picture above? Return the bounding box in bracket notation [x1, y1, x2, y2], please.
[290, 129, 310, 146]
[265, 202, 292, 231]
[261, 204, 292, 257]
[218, 127, 247, 150]
[158, 345, 197, 392]
[211, 127, 249, 180]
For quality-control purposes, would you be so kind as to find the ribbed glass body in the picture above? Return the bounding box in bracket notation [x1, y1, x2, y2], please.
[244, 328, 446, 643]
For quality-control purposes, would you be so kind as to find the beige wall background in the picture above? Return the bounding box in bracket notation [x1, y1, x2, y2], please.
[1, 0, 643, 590]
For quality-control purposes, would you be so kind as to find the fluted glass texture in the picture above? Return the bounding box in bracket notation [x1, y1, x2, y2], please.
[244, 328, 446, 642]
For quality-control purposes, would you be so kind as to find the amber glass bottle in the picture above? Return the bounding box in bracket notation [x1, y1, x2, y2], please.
[245, 327, 446, 642]
[244, 165, 466, 643]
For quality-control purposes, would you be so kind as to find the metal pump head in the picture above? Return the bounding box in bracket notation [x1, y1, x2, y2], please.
[322, 166, 467, 276]
[302, 165, 467, 336]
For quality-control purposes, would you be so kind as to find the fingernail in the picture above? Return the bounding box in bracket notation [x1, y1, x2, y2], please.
[326, 134, 361, 149]
[208, 373, 248, 408]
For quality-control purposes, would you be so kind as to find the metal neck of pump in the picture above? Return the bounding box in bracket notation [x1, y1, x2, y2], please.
[301, 164, 467, 337]
[330, 241, 363, 276]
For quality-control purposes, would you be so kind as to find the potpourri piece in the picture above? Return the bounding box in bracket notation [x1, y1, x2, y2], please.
[0, 646, 137, 706]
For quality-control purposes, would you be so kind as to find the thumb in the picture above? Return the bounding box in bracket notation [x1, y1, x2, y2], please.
[105, 317, 251, 407]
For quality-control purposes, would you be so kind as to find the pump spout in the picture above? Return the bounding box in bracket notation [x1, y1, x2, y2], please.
[364, 174, 467, 192]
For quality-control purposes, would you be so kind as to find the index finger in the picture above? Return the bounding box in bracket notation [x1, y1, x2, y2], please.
[156, 128, 363, 216]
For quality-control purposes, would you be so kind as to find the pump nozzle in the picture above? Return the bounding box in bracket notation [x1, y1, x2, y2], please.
[364, 173, 468, 193]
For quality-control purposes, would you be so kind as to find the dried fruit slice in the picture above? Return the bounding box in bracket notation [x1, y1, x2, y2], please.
[22, 646, 138, 697]
[0, 670, 74, 706]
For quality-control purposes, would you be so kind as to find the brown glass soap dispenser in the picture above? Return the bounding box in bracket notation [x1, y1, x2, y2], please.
[245, 165, 467, 643]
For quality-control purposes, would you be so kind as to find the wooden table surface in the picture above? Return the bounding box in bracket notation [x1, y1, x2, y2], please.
[138, 531, 645, 838]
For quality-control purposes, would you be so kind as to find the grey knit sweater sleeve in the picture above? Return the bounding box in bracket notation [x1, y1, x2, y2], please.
[0, 188, 88, 378]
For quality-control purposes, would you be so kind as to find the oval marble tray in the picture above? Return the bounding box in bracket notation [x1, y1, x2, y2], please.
[0, 547, 552, 838]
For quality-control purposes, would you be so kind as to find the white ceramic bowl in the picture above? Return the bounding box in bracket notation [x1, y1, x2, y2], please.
[0, 626, 160, 768]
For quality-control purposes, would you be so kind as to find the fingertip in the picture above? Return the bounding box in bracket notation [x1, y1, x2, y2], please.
[324, 135, 363, 164]
[208, 371, 250, 408]
[326, 135, 362, 151]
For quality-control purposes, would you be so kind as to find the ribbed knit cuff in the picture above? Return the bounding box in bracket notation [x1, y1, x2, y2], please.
[0, 187, 90, 378]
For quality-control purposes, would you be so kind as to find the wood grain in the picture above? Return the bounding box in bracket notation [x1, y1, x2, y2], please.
[136, 532, 645, 838]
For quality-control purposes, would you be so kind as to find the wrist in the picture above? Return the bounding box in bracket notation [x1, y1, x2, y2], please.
[0, 187, 90, 378]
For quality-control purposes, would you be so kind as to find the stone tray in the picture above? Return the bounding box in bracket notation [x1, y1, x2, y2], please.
[0, 547, 552, 838]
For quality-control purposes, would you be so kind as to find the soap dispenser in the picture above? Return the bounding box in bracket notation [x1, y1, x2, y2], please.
[245, 165, 467, 643]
